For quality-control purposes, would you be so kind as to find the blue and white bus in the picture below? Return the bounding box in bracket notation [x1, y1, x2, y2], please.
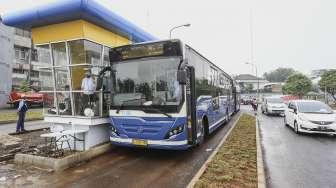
[99, 40, 239, 150]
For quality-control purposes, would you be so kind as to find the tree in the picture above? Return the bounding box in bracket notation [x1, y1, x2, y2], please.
[282, 73, 312, 98]
[263, 67, 296, 82]
[19, 80, 30, 92]
[318, 70, 336, 101]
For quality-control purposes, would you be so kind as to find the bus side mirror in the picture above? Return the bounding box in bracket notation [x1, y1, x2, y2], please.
[96, 67, 111, 90]
[177, 70, 187, 85]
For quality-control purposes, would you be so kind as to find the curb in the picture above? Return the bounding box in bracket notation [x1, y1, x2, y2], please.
[186, 113, 242, 188]
[15, 142, 112, 172]
[256, 115, 266, 188]
[9, 127, 49, 135]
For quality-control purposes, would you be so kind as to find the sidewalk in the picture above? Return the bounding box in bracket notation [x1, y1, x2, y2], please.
[0, 108, 43, 124]
[0, 120, 50, 134]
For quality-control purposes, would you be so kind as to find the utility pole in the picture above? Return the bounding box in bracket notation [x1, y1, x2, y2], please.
[325, 86, 327, 104]
[248, 8, 259, 99]
[245, 62, 258, 96]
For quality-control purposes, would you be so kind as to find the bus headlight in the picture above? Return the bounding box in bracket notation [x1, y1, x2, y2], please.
[165, 125, 184, 139]
[110, 125, 119, 136]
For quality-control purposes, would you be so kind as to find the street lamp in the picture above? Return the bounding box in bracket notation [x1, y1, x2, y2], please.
[245, 62, 259, 99]
[169, 23, 191, 39]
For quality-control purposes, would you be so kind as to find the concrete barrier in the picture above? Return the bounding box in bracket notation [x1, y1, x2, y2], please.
[256, 115, 266, 188]
[15, 142, 112, 172]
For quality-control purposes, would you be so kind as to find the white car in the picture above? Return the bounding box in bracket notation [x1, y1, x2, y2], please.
[261, 97, 286, 115]
[284, 100, 336, 135]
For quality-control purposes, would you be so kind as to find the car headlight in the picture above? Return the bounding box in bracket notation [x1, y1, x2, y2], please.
[298, 115, 309, 123]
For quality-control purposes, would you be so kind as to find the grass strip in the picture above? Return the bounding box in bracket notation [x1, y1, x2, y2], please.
[195, 114, 257, 188]
[0, 110, 43, 124]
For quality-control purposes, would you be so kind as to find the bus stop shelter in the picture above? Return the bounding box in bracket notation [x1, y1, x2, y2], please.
[2, 0, 156, 150]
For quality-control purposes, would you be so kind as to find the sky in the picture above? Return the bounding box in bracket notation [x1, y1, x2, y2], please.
[1, 0, 336, 76]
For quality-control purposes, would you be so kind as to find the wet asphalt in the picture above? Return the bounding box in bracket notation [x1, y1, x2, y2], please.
[259, 111, 336, 188]
[5, 112, 241, 188]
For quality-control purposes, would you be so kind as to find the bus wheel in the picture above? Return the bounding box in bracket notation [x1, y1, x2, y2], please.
[197, 119, 207, 146]
[197, 124, 205, 146]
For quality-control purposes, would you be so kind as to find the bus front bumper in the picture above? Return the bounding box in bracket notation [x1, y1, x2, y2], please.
[110, 136, 190, 150]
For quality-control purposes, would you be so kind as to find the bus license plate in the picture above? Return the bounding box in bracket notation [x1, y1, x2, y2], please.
[319, 126, 328, 130]
[132, 139, 147, 146]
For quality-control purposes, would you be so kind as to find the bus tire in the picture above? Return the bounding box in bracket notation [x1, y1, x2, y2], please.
[197, 121, 205, 146]
[203, 116, 209, 137]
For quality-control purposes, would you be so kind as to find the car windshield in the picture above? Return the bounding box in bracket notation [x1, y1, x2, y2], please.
[267, 98, 283, 103]
[297, 102, 333, 114]
[111, 57, 182, 110]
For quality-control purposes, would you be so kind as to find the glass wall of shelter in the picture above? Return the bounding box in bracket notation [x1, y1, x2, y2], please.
[37, 39, 112, 117]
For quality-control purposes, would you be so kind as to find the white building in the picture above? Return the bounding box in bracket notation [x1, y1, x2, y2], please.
[0, 19, 14, 108]
[235, 74, 269, 92]
[0, 18, 49, 108]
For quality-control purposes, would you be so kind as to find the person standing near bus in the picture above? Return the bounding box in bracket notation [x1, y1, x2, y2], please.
[16, 96, 28, 133]
[81, 71, 96, 113]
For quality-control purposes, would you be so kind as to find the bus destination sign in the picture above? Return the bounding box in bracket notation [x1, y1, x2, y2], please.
[121, 43, 164, 59]
[109, 40, 182, 62]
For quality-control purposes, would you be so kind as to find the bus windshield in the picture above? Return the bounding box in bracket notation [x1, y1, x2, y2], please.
[111, 57, 182, 112]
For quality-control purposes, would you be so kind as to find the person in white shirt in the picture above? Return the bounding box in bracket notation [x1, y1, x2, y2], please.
[81, 71, 95, 95]
[169, 80, 181, 102]
[81, 71, 96, 114]
[173, 80, 181, 101]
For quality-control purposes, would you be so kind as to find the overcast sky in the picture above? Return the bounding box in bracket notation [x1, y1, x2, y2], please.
[1, 0, 336, 76]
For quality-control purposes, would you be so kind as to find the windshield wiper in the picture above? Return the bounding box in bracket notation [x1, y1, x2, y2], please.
[115, 98, 173, 118]
[116, 98, 142, 114]
[140, 105, 173, 118]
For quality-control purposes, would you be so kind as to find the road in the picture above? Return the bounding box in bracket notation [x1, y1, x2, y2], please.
[8, 112, 241, 188]
[259, 111, 336, 188]
[0, 120, 49, 134]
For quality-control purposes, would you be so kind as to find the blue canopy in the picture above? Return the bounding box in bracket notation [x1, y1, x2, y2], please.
[1, 0, 156, 42]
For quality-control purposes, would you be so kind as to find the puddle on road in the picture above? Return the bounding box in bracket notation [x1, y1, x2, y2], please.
[0, 160, 52, 187]
[205, 148, 213, 152]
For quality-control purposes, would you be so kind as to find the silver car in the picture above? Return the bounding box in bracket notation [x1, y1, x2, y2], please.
[261, 97, 286, 116]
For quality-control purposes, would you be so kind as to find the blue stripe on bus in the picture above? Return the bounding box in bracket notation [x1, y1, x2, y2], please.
[110, 116, 187, 140]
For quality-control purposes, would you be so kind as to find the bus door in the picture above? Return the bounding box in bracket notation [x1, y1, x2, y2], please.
[219, 96, 227, 120]
[233, 87, 237, 112]
[97, 66, 113, 115]
[181, 66, 197, 145]
[211, 97, 220, 124]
